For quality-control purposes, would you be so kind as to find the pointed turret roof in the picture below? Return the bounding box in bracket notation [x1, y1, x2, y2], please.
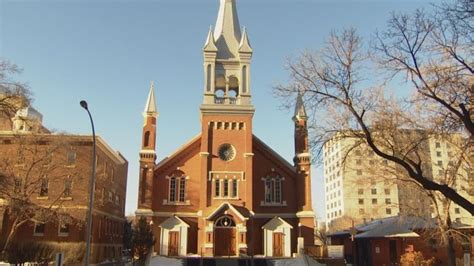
[239, 27, 252, 53]
[144, 81, 158, 116]
[203, 27, 218, 52]
[293, 92, 307, 120]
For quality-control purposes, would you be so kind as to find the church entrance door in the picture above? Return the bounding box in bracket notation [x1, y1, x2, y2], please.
[273, 232, 284, 257]
[168, 231, 180, 256]
[214, 215, 236, 256]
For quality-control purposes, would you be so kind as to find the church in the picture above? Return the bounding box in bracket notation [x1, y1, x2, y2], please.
[135, 0, 316, 257]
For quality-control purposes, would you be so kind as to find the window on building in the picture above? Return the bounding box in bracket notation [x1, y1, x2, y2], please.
[264, 174, 283, 204]
[168, 171, 186, 203]
[455, 208, 460, 214]
[435, 142, 441, 148]
[384, 189, 390, 195]
[358, 189, 364, 195]
[358, 199, 364, 205]
[179, 178, 186, 202]
[359, 209, 365, 214]
[223, 180, 229, 197]
[39, 178, 48, 197]
[386, 208, 392, 215]
[34, 223, 45, 236]
[356, 170, 362, 175]
[215, 179, 220, 197]
[436, 151, 441, 157]
[59, 223, 69, 236]
[385, 198, 391, 204]
[108, 191, 113, 202]
[67, 150, 76, 165]
[437, 160, 442, 166]
[372, 198, 377, 204]
[232, 179, 238, 198]
[115, 195, 120, 205]
[64, 177, 72, 197]
[371, 188, 377, 195]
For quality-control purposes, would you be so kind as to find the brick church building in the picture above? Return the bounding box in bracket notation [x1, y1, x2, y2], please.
[135, 0, 316, 257]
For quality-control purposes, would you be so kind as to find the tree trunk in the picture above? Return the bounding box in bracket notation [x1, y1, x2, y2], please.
[446, 217, 456, 266]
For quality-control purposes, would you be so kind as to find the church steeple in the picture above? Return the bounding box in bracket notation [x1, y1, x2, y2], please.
[138, 81, 157, 211]
[201, 0, 254, 111]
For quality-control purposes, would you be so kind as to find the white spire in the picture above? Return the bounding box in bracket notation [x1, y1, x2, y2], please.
[214, 0, 241, 41]
[144, 81, 158, 116]
[294, 92, 307, 120]
[213, 0, 242, 59]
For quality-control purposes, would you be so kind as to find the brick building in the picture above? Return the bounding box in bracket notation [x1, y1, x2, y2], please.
[0, 106, 128, 263]
[135, 0, 317, 258]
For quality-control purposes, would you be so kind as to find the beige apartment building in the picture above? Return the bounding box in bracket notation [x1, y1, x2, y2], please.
[323, 131, 473, 230]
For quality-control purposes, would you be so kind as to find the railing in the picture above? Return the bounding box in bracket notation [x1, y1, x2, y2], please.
[214, 97, 238, 105]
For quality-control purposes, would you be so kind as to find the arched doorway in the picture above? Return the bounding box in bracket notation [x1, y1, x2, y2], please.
[214, 215, 236, 256]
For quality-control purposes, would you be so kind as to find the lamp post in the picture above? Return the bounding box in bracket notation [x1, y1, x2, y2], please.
[80, 100, 97, 266]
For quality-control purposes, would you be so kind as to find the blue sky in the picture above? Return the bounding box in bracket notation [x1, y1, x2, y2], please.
[1, 0, 436, 220]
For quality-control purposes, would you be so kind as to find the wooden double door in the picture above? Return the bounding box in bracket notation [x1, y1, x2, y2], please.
[214, 227, 236, 256]
[168, 231, 180, 256]
[273, 232, 284, 257]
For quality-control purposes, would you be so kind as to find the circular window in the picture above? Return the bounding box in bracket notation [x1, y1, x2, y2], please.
[218, 144, 236, 161]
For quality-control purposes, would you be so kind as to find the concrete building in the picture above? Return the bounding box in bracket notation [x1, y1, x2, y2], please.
[135, 0, 317, 257]
[323, 131, 473, 230]
[0, 106, 128, 264]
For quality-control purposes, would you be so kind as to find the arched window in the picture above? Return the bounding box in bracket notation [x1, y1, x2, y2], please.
[144, 131, 150, 147]
[168, 171, 186, 203]
[264, 174, 283, 204]
[215, 215, 236, 227]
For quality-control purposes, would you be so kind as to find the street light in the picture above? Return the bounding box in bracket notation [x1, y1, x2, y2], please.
[80, 100, 97, 266]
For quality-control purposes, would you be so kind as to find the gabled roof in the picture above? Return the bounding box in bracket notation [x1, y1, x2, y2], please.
[262, 216, 293, 230]
[253, 135, 296, 174]
[159, 215, 190, 229]
[154, 134, 201, 170]
[206, 202, 249, 221]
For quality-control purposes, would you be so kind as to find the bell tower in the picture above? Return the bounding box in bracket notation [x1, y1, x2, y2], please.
[199, 0, 255, 209]
[138, 81, 158, 212]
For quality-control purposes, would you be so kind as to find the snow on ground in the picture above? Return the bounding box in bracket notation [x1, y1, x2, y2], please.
[149, 256, 183, 266]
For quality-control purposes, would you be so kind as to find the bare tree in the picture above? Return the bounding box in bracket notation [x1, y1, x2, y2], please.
[274, 2, 472, 265]
[0, 59, 30, 123]
[275, 2, 472, 216]
[0, 133, 81, 254]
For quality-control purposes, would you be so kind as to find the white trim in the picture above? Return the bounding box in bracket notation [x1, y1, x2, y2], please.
[296, 211, 316, 218]
[206, 202, 248, 221]
[260, 201, 287, 207]
[253, 213, 297, 218]
[154, 212, 199, 217]
[204, 243, 214, 248]
[162, 199, 191, 205]
[238, 243, 248, 248]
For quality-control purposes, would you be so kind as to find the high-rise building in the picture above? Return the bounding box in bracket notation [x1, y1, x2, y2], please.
[323, 131, 472, 230]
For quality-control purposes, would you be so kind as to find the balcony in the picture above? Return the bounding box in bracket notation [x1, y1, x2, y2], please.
[214, 97, 238, 105]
